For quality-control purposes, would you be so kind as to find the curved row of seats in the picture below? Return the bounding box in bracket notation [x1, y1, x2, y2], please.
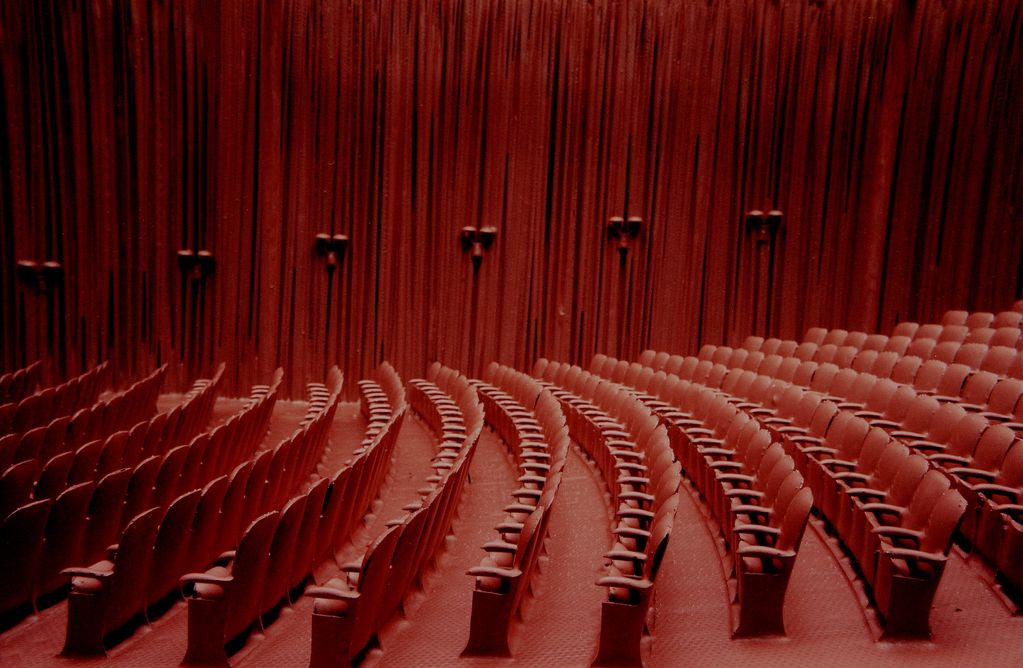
[613, 345, 977, 636]
[464, 362, 569, 657]
[58, 368, 287, 653]
[0, 364, 232, 629]
[0, 364, 224, 522]
[0, 361, 111, 435]
[356, 361, 406, 445]
[0, 363, 167, 471]
[529, 361, 681, 665]
[176, 366, 370, 664]
[307, 363, 482, 667]
[543, 359, 814, 639]
[0, 359, 43, 404]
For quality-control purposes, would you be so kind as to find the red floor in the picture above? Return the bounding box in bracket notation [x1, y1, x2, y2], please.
[2, 397, 1022, 667]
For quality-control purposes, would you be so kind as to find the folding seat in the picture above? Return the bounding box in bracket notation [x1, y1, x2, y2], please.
[790, 361, 817, 387]
[967, 311, 996, 329]
[852, 350, 879, 374]
[980, 346, 1016, 376]
[844, 331, 869, 350]
[941, 425, 1017, 494]
[889, 357, 923, 386]
[181, 511, 282, 666]
[62, 507, 163, 655]
[847, 454, 931, 578]
[952, 371, 1000, 410]
[636, 350, 656, 367]
[927, 363, 973, 401]
[756, 354, 784, 379]
[183, 475, 231, 576]
[972, 378, 1023, 423]
[179, 432, 210, 493]
[727, 348, 750, 370]
[892, 322, 920, 339]
[651, 351, 671, 371]
[144, 489, 203, 611]
[664, 355, 686, 376]
[831, 346, 858, 368]
[830, 437, 908, 538]
[691, 360, 714, 385]
[803, 416, 873, 512]
[35, 481, 95, 600]
[869, 352, 900, 379]
[760, 338, 783, 356]
[0, 460, 38, 521]
[884, 336, 911, 356]
[965, 328, 996, 345]
[773, 358, 802, 384]
[710, 347, 734, 367]
[698, 344, 717, 362]
[611, 360, 630, 383]
[905, 337, 937, 359]
[857, 469, 951, 581]
[258, 494, 310, 619]
[872, 489, 968, 636]
[858, 385, 917, 429]
[803, 328, 828, 345]
[464, 506, 546, 657]
[82, 468, 132, 563]
[732, 486, 813, 637]
[938, 325, 969, 344]
[843, 378, 900, 418]
[942, 310, 969, 327]
[65, 440, 102, 486]
[814, 344, 838, 364]
[0, 498, 51, 619]
[594, 499, 677, 665]
[992, 327, 1022, 349]
[34, 451, 75, 501]
[793, 342, 818, 362]
[954, 343, 988, 370]
[12, 425, 46, 464]
[96, 430, 130, 477]
[742, 351, 765, 372]
[931, 341, 963, 364]
[910, 412, 988, 469]
[822, 329, 849, 347]
[306, 522, 402, 668]
[775, 340, 799, 358]
[741, 336, 765, 351]
[0, 433, 18, 473]
[862, 334, 889, 353]
[151, 444, 189, 510]
[972, 441, 1023, 561]
[994, 310, 1023, 327]
[808, 363, 840, 395]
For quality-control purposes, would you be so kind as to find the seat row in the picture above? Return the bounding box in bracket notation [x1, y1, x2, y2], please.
[0, 360, 43, 405]
[611, 351, 972, 635]
[308, 363, 482, 667]
[0, 364, 229, 524]
[0, 367, 275, 631]
[0, 361, 111, 436]
[563, 358, 814, 639]
[176, 367, 399, 666]
[356, 361, 406, 444]
[464, 362, 569, 657]
[530, 360, 681, 666]
[0, 364, 168, 479]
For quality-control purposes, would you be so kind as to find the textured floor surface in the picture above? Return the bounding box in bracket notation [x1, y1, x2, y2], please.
[3, 399, 1023, 667]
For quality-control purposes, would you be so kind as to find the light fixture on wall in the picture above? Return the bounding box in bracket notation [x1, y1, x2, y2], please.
[608, 216, 642, 264]
[177, 249, 215, 281]
[315, 233, 349, 273]
[16, 259, 64, 295]
[460, 226, 498, 271]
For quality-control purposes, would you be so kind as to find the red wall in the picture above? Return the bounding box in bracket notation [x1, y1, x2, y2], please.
[1, 0, 1021, 395]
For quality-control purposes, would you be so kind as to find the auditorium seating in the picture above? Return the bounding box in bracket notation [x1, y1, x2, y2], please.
[463, 362, 569, 657]
[306, 363, 480, 667]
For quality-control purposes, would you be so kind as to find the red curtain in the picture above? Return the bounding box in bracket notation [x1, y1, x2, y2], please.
[1, 0, 1021, 395]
